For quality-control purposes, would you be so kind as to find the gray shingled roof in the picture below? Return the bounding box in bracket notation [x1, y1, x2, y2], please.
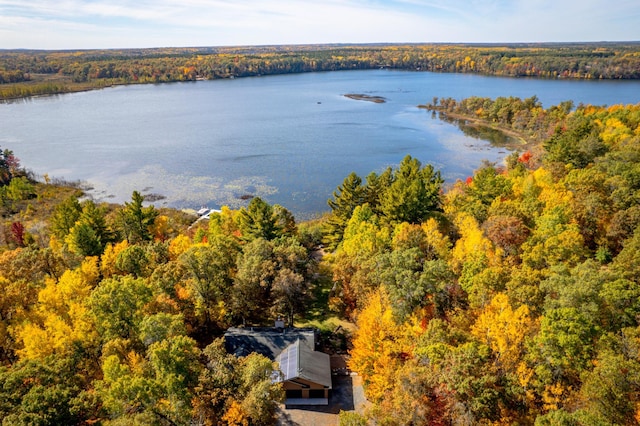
[223, 327, 316, 359]
[276, 339, 332, 389]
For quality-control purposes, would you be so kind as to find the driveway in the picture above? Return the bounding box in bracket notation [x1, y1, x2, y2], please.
[277, 374, 368, 426]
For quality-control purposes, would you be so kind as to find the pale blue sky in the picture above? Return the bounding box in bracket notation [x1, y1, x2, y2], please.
[1, 0, 638, 49]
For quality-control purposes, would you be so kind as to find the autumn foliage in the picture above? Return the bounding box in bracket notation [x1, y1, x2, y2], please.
[2, 43, 640, 100]
[338, 101, 640, 424]
[1, 100, 640, 424]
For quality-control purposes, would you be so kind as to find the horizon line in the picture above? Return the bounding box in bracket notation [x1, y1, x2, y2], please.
[2, 40, 640, 53]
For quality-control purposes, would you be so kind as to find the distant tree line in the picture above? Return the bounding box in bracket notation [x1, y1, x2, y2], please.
[1, 42, 640, 99]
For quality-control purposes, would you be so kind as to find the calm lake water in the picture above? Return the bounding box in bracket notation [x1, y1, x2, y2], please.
[2, 70, 640, 218]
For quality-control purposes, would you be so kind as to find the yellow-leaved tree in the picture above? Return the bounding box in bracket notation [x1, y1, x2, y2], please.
[341, 204, 391, 258]
[471, 293, 536, 374]
[349, 288, 411, 402]
[100, 240, 129, 278]
[149, 214, 171, 242]
[168, 234, 192, 260]
[17, 257, 100, 360]
[421, 218, 452, 261]
[450, 211, 498, 273]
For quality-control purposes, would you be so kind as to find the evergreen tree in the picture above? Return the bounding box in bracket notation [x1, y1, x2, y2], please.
[323, 172, 365, 250]
[66, 200, 113, 257]
[380, 155, 443, 224]
[50, 196, 82, 240]
[117, 191, 158, 244]
[363, 168, 393, 213]
[66, 222, 101, 257]
[273, 204, 297, 237]
[237, 197, 279, 241]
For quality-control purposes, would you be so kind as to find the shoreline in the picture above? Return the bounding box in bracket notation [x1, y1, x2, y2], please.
[419, 106, 537, 152]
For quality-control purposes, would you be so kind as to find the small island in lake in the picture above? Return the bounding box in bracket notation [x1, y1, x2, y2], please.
[344, 93, 386, 103]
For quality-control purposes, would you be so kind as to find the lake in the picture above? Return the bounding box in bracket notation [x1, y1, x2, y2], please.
[2, 70, 640, 218]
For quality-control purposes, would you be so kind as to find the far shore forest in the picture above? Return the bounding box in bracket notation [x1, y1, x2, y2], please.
[1, 42, 640, 100]
[2, 43, 640, 425]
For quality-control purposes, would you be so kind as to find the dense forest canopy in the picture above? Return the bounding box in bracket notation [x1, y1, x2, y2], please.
[2, 90, 640, 423]
[1, 42, 640, 99]
[334, 100, 640, 424]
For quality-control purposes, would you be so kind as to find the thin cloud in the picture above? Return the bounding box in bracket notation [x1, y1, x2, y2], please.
[0, 0, 638, 48]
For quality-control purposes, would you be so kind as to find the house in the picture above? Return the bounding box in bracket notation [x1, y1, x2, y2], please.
[224, 327, 332, 405]
[223, 326, 316, 359]
[276, 339, 332, 402]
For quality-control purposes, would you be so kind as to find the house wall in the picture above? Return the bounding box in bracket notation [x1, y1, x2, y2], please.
[283, 378, 329, 399]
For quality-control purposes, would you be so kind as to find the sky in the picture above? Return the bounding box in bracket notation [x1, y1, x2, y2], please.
[0, 0, 639, 50]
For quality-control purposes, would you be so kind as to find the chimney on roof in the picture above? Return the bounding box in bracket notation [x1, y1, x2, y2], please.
[275, 317, 285, 331]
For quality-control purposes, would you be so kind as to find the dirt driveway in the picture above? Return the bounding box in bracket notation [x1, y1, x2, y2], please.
[277, 374, 368, 426]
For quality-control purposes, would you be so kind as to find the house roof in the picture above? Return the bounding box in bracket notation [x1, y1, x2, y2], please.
[223, 327, 316, 359]
[277, 339, 332, 389]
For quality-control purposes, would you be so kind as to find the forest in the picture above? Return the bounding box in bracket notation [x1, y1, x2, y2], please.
[1, 97, 640, 425]
[1, 42, 640, 99]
